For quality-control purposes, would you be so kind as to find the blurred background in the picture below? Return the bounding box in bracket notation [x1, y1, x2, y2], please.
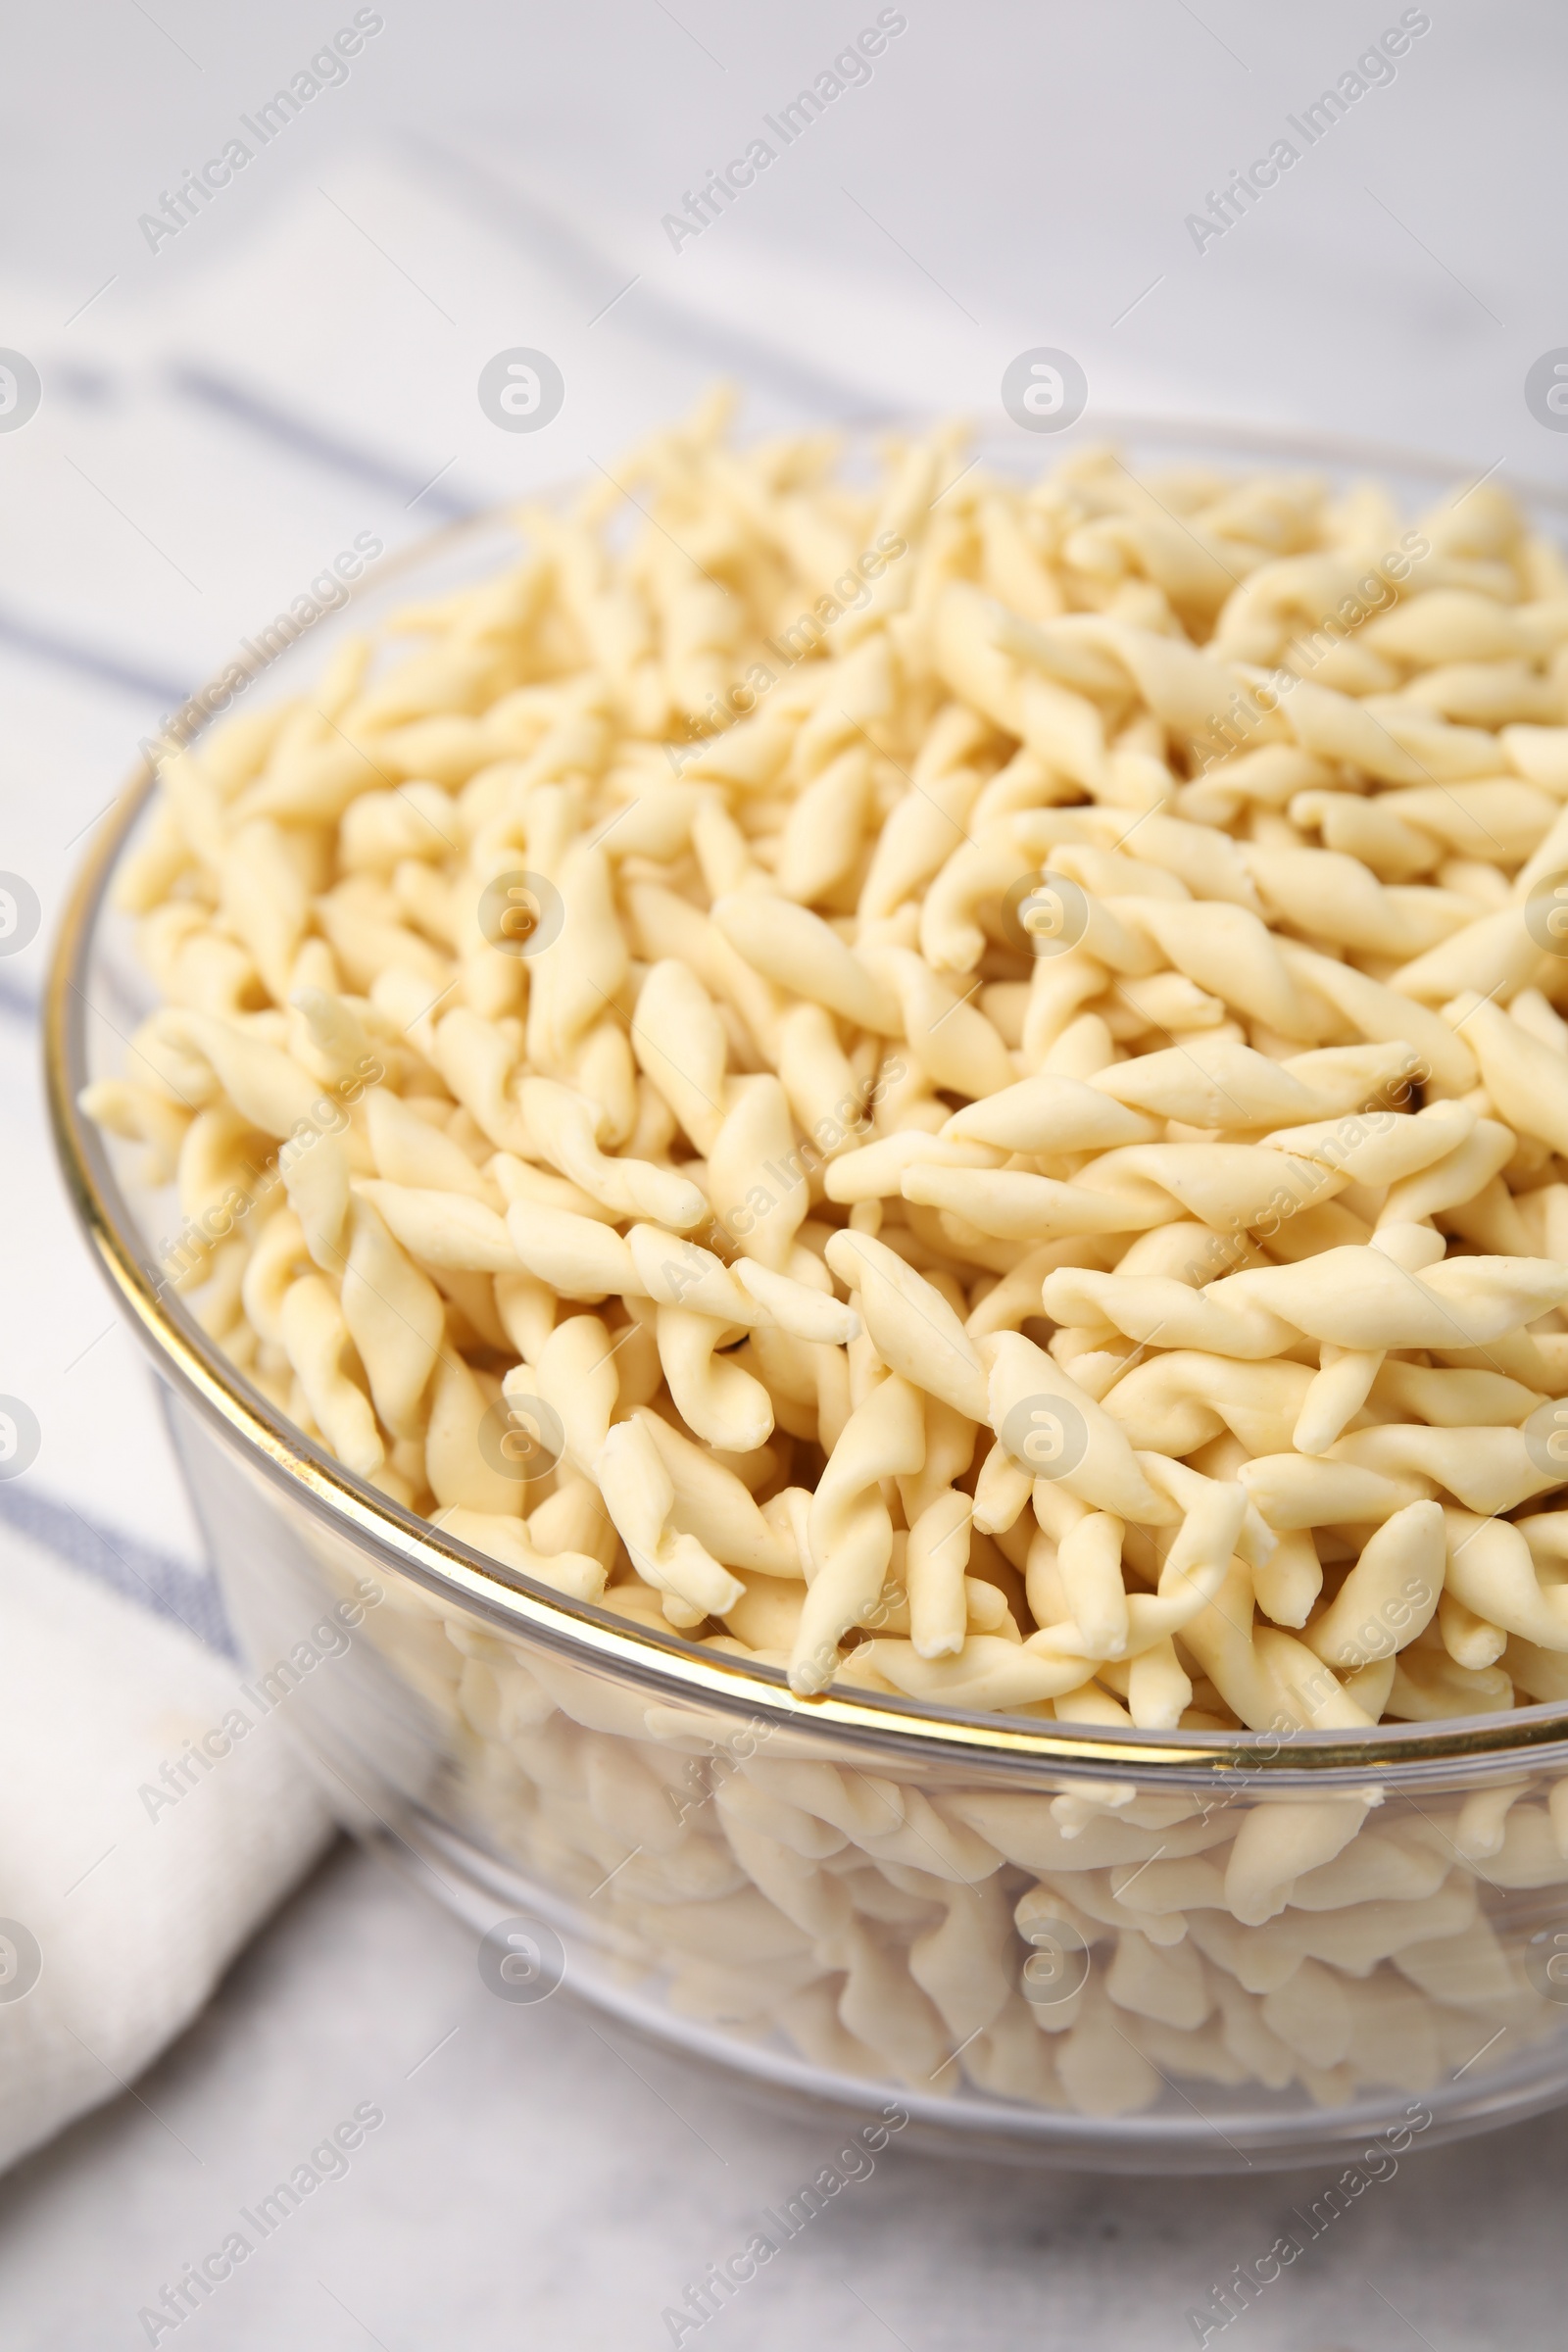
[4, 6, 1568, 2345]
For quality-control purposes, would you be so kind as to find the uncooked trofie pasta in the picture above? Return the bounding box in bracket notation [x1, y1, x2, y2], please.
[85, 392, 1568, 2121]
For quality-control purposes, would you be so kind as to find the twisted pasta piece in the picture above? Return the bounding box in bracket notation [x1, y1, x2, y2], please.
[792, 1375, 925, 1693]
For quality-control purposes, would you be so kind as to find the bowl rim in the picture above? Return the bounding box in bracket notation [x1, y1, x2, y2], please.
[44, 416, 1568, 1783]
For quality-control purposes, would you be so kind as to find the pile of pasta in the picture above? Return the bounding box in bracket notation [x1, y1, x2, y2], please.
[88, 388, 1568, 1738]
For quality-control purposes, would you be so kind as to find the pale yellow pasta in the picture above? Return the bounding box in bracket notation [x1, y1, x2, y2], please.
[84, 393, 1568, 1752]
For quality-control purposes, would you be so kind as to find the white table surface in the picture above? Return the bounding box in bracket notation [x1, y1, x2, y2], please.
[5, 5, 1568, 2342]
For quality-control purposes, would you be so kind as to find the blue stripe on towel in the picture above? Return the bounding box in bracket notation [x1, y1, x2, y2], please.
[170, 364, 478, 518]
[0, 971, 38, 1025]
[0, 602, 186, 707]
[0, 1480, 233, 1654]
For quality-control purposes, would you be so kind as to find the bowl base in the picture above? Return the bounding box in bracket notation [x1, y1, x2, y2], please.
[363, 1806, 1568, 2176]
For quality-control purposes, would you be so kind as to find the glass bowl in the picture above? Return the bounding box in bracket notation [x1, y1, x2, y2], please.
[45, 420, 1568, 2174]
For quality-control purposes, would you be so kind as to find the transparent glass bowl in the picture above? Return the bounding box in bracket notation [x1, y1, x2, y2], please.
[46, 421, 1568, 2172]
